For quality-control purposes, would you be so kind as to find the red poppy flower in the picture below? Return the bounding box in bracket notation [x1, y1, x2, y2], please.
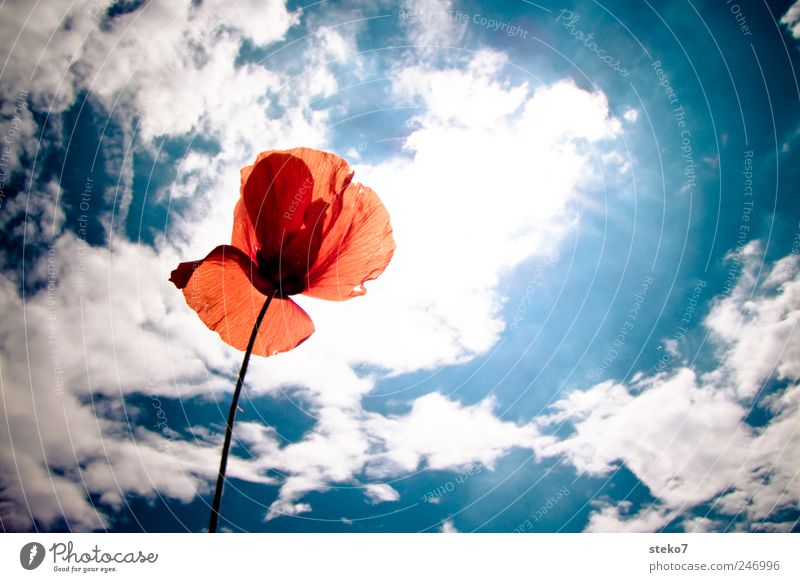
[169, 147, 395, 357]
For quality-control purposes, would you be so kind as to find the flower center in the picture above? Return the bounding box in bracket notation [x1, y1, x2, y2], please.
[256, 249, 306, 297]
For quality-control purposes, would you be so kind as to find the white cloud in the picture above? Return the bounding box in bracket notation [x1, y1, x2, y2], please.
[20, 234, 221, 399]
[400, 0, 467, 47]
[0, 88, 37, 178]
[704, 242, 800, 398]
[0, 0, 311, 238]
[440, 518, 460, 533]
[712, 384, 800, 522]
[313, 26, 358, 65]
[130, 37, 282, 145]
[0, 2, 91, 113]
[584, 502, 675, 533]
[662, 338, 680, 358]
[393, 50, 528, 128]
[366, 393, 541, 475]
[0, 1, 298, 115]
[538, 245, 800, 531]
[0, 180, 65, 250]
[249, 405, 372, 520]
[215, 0, 299, 47]
[538, 369, 752, 507]
[681, 516, 724, 533]
[0, 236, 277, 530]
[238, 392, 543, 520]
[781, 1, 800, 39]
[750, 520, 797, 533]
[363, 483, 400, 504]
[623, 108, 639, 123]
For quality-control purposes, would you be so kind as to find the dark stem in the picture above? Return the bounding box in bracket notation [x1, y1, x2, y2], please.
[208, 291, 275, 533]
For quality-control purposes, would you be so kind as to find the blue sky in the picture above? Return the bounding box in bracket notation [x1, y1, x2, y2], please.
[1, 0, 799, 533]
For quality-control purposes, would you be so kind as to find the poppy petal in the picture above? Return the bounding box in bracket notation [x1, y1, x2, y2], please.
[231, 197, 259, 262]
[169, 245, 314, 356]
[238, 148, 353, 262]
[304, 182, 395, 301]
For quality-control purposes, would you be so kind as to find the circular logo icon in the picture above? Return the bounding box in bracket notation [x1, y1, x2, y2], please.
[20, 542, 46, 570]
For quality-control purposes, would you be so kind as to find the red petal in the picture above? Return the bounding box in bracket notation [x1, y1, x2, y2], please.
[304, 181, 395, 300]
[169, 245, 314, 356]
[231, 197, 259, 262]
[236, 149, 353, 271]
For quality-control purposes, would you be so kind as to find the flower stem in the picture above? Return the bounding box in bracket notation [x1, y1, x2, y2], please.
[208, 291, 275, 533]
